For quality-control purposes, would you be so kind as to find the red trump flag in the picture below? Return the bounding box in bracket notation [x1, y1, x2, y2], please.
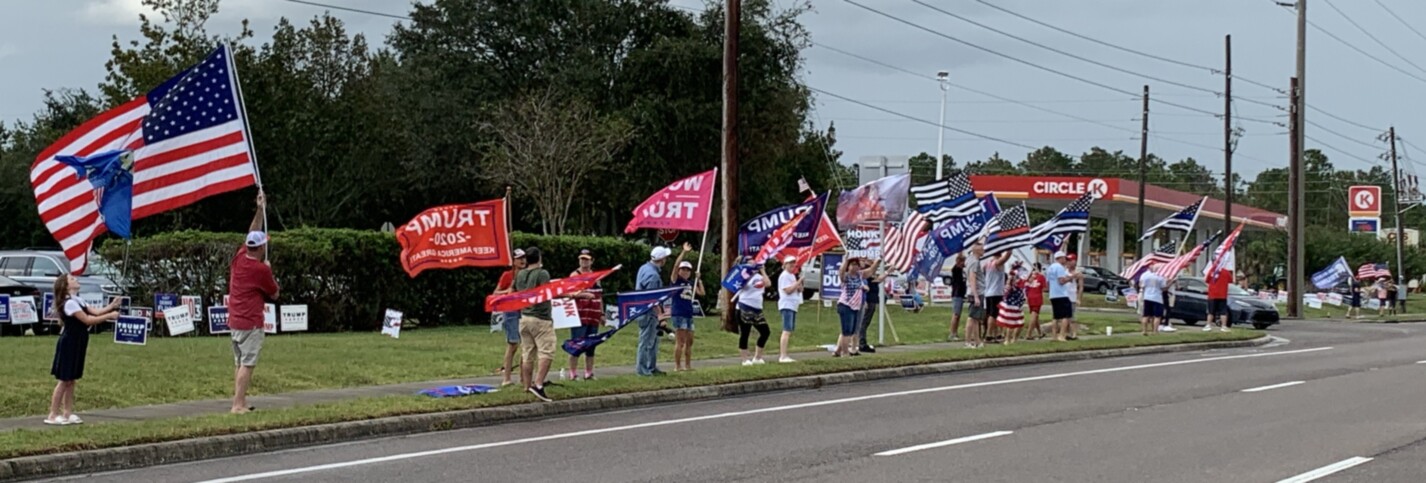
[485, 266, 621, 313]
[624, 169, 717, 233]
[397, 199, 512, 277]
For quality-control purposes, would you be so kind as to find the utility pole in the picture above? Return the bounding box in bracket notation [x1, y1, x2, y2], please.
[719, 0, 741, 328]
[1388, 127, 1406, 305]
[936, 71, 950, 181]
[1138, 85, 1150, 256]
[1289, 0, 1307, 319]
[1287, 77, 1301, 318]
[1223, 34, 1234, 234]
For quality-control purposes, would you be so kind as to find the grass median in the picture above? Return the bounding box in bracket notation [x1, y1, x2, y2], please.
[0, 328, 1259, 460]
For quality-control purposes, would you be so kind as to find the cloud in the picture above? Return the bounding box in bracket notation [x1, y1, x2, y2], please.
[81, 0, 156, 25]
[0, 43, 16, 60]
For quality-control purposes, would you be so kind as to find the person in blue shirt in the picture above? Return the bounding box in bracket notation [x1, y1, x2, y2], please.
[635, 246, 672, 376]
[669, 243, 704, 372]
[1046, 252, 1084, 342]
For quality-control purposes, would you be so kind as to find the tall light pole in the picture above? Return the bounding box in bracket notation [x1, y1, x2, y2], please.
[935, 70, 950, 180]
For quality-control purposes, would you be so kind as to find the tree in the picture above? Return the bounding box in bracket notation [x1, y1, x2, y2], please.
[1019, 146, 1076, 174]
[965, 152, 1019, 175]
[479, 89, 635, 235]
[907, 152, 956, 186]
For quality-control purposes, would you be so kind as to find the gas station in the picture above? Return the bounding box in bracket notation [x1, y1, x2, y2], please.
[970, 175, 1287, 273]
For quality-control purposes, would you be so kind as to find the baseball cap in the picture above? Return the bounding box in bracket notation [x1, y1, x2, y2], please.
[578, 249, 593, 260]
[783, 255, 798, 265]
[245, 231, 268, 248]
[1053, 251, 1067, 259]
[1066, 254, 1078, 261]
[678, 261, 693, 270]
[512, 248, 526, 259]
[650, 246, 672, 261]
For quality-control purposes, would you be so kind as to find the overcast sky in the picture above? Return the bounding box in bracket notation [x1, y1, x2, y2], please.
[4, 0, 1425, 185]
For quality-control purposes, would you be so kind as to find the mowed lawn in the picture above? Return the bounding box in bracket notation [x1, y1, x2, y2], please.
[0, 301, 1144, 419]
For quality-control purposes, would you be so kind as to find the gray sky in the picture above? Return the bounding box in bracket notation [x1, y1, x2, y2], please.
[4, 0, 1425, 184]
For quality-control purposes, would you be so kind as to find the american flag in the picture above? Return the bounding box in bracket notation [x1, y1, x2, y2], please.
[996, 284, 1026, 328]
[31, 45, 256, 273]
[1121, 242, 1178, 282]
[983, 204, 1033, 257]
[1155, 231, 1222, 279]
[1030, 193, 1094, 246]
[1357, 263, 1391, 280]
[882, 211, 928, 274]
[1139, 197, 1206, 241]
[1203, 222, 1245, 282]
[910, 172, 980, 224]
[797, 177, 812, 194]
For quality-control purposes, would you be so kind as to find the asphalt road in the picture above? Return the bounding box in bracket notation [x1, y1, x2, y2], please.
[42, 320, 1426, 483]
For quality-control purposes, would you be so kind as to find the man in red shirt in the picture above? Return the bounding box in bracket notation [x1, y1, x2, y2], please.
[228, 193, 279, 414]
[1206, 268, 1231, 332]
[494, 249, 527, 387]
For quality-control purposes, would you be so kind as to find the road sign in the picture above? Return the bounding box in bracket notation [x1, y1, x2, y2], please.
[1348, 217, 1380, 234]
[657, 229, 679, 242]
[1348, 185, 1381, 216]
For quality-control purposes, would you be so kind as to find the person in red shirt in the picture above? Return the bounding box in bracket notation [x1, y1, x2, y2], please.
[1024, 263, 1048, 340]
[567, 249, 604, 380]
[228, 193, 279, 414]
[494, 249, 527, 387]
[1206, 268, 1231, 332]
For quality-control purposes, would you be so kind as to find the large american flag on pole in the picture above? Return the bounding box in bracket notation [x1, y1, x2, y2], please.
[1203, 222, 1245, 282]
[1357, 263, 1391, 280]
[882, 211, 928, 274]
[910, 172, 979, 224]
[1121, 241, 1178, 282]
[1155, 231, 1222, 279]
[30, 45, 256, 274]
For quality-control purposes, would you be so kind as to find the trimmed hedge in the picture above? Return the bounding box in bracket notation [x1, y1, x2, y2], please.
[99, 229, 722, 333]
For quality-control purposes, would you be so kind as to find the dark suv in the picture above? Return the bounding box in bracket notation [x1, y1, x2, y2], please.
[1081, 266, 1129, 294]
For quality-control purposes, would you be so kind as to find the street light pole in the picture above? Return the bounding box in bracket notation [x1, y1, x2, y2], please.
[935, 70, 950, 181]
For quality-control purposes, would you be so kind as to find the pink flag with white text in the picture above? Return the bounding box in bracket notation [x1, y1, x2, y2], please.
[624, 169, 717, 234]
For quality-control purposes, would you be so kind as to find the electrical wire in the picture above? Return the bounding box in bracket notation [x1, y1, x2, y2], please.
[282, 0, 410, 20]
[1371, 0, 1426, 45]
[809, 87, 1038, 150]
[1305, 135, 1385, 167]
[1275, 2, 1426, 85]
[1321, 0, 1426, 76]
[1304, 119, 1384, 151]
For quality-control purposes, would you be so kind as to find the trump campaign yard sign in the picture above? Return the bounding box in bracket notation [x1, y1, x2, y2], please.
[397, 198, 512, 277]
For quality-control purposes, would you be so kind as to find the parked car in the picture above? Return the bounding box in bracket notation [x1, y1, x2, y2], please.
[0, 275, 47, 336]
[1081, 266, 1129, 294]
[1165, 277, 1280, 330]
[0, 250, 122, 297]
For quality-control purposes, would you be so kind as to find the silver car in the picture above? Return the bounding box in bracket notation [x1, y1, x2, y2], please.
[0, 250, 121, 297]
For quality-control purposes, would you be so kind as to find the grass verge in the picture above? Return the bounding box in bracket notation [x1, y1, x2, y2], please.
[0, 330, 1258, 460]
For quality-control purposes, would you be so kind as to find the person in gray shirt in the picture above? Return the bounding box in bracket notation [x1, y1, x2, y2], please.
[964, 243, 985, 349]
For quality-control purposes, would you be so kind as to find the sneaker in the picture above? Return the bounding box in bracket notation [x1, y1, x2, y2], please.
[1202, 324, 1214, 332]
[742, 359, 755, 366]
[753, 358, 766, 365]
[42, 417, 66, 426]
[66, 415, 83, 425]
[1160, 325, 1177, 333]
[1220, 326, 1231, 332]
[860, 345, 877, 353]
[779, 357, 796, 363]
[584, 373, 595, 380]
[527, 386, 552, 402]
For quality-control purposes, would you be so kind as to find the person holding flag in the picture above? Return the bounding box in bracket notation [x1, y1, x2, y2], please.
[735, 260, 773, 365]
[1139, 267, 1169, 336]
[566, 249, 604, 381]
[836, 257, 879, 357]
[515, 247, 557, 401]
[1047, 251, 1084, 342]
[635, 247, 672, 376]
[1203, 224, 1243, 332]
[228, 193, 279, 414]
[776, 255, 805, 363]
[670, 244, 705, 372]
[493, 249, 528, 387]
[1024, 263, 1047, 340]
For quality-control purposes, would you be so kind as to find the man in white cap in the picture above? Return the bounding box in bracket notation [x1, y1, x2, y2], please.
[227, 192, 278, 414]
[635, 246, 672, 375]
[1046, 251, 1083, 342]
[776, 255, 805, 363]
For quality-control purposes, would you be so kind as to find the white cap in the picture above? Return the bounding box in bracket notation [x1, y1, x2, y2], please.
[1053, 251, 1067, 259]
[245, 231, 268, 248]
[783, 255, 798, 264]
[512, 248, 526, 259]
[650, 246, 672, 261]
[678, 261, 693, 269]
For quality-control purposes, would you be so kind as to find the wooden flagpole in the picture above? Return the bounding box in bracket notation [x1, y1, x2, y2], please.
[226, 42, 268, 260]
[692, 168, 717, 290]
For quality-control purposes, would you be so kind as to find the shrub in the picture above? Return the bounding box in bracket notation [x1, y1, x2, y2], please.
[99, 229, 722, 333]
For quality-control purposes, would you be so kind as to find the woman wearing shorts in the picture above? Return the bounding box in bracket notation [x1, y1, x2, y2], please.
[567, 249, 603, 380]
[669, 244, 704, 371]
[836, 257, 878, 357]
[948, 255, 967, 341]
[1024, 263, 1047, 340]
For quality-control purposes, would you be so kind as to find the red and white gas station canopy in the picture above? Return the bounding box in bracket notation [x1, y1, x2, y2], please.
[970, 175, 1287, 231]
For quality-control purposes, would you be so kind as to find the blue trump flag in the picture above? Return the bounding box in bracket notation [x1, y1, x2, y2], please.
[55, 150, 134, 238]
[736, 193, 828, 257]
[563, 286, 684, 357]
[928, 194, 1002, 257]
[910, 234, 944, 283]
[1311, 256, 1353, 290]
[721, 263, 759, 293]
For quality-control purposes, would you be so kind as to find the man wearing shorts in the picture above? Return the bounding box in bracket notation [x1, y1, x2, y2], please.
[516, 247, 556, 402]
[980, 248, 1012, 342]
[228, 193, 278, 414]
[948, 255, 967, 341]
[1205, 268, 1231, 332]
[1047, 252, 1082, 342]
[965, 244, 985, 349]
[1139, 269, 1168, 335]
[494, 249, 527, 386]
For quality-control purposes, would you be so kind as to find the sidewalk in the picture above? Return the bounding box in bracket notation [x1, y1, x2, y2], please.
[0, 333, 1113, 433]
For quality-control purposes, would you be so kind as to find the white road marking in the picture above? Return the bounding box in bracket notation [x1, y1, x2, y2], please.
[198, 346, 1334, 483]
[1241, 381, 1306, 393]
[874, 431, 1012, 456]
[1276, 456, 1373, 483]
[1416, 360, 1426, 364]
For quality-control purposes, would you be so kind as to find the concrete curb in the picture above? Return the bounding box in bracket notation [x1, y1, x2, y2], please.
[0, 336, 1269, 481]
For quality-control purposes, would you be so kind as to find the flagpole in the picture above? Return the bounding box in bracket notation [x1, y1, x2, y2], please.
[226, 42, 268, 259]
[1178, 196, 1209, 254]
[692, 168, 718, 290]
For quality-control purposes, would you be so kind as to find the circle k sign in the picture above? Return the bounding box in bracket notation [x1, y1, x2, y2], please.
[1348, 185, 1381, 216]
[1031, 178, 1111, 199]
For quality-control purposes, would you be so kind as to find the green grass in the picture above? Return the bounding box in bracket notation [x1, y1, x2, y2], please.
[0, 329, 1257, 459]
[0, 302, 1138, 419]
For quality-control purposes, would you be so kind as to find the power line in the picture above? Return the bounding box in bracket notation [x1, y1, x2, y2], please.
[1371, 0, 1426, 45]
[1305, 134, 1384, 167]
[841, 0, 1224, 118]
[282, 0, 410, 20]
[809, 87, 1039, 150]
[1321, 0, 1426, 76]
[968, 0, 1288, 95]
[1276, 2, 1426, 85]
[1304, 119, 1384, 151]
[908, 0, 1223, 96]
[1307, 105, 1382, 133]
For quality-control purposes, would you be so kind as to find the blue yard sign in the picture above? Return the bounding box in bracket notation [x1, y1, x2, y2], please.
[820, 253, 844, 301]
[208, 306, 231, 335]
[114, 316, 148, 345]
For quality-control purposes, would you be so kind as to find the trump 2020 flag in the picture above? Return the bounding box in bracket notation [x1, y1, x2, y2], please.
[625, 169, 717, 234]
[928, 194, 1002, 257]
[738, 193, 828, 257]
[836, 173, 911, 229]
[616, 286, 685, 324]
[32, 45, 257, 274]
[396, 199, 512, 277]
[1312, 256, 1353, 290]
[485, 266, 621, 313]
[722, 263, 758, 293]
